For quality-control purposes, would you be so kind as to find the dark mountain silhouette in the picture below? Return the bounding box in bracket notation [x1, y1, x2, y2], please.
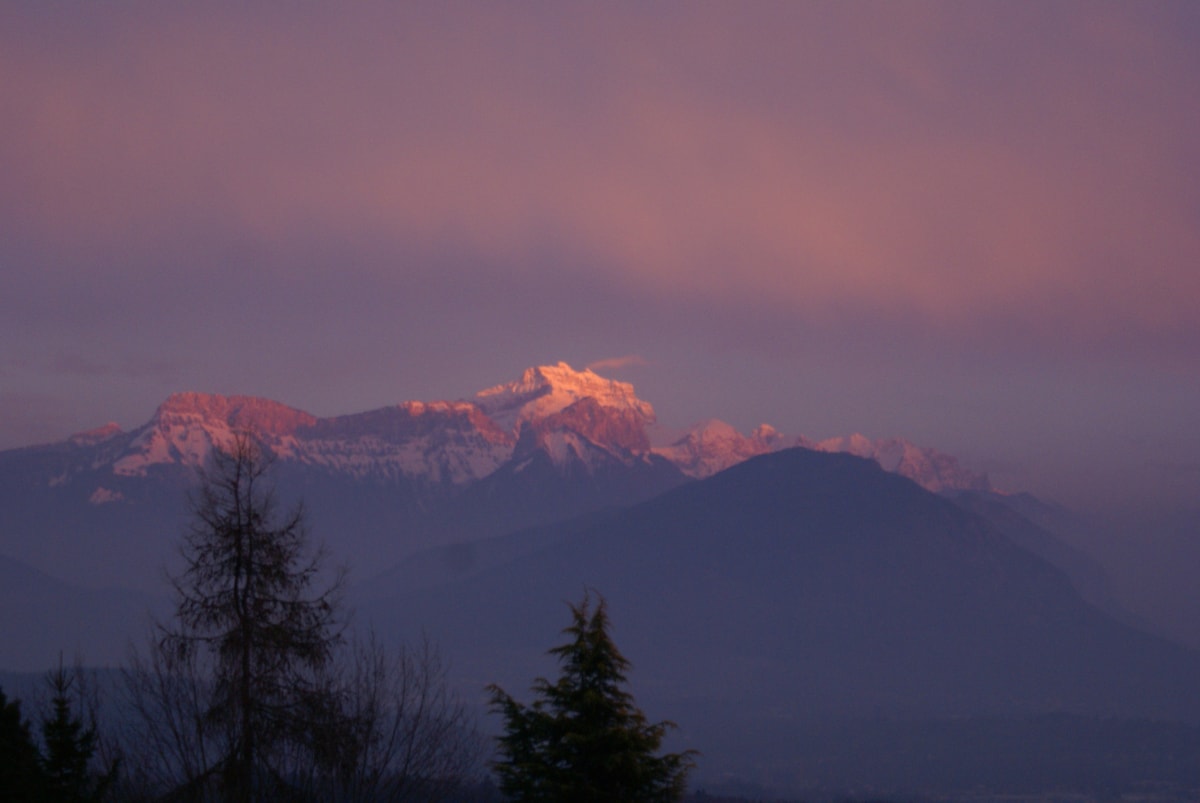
[426, 430, 687, 546]
[5, 431, 1199, 795]
[0, 554, 166, 670]
[359, 447, 1200, 787]
[947, 489, 1132, 623]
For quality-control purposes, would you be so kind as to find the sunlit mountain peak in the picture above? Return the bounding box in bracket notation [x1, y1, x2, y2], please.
[473, 362, 656, 435]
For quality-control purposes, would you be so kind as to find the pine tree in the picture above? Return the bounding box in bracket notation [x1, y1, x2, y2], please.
[40, 662, 116, 802]
[488, 593, 695, 802]
[0, 686, 47, 803]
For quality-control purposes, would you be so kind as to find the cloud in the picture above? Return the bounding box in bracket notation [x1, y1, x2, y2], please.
[0, 3, 1197, 360]
[586, 355, 650, 373]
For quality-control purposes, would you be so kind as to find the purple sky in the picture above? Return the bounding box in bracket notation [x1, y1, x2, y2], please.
[1, 3, 1198, 512]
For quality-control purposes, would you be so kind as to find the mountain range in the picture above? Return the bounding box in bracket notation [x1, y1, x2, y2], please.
[4, 361, 1198, 796]
[0, 362, 992, 592]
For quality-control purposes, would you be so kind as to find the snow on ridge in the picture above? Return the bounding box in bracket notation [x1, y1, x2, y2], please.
[288, 400, 514, 484]
[292, 428, 512, 485]
[69, 422, 124, 446]
[401, 400, 477, 416]
[655, 420, 991, 493]
[653, 419, 779, 479]
[88, 487, 124, 504]
[112, 417, 232, 476]
[536, 430, 590, 471]
[474, 362, 655, 435]
[49, 367, 991, 494]
[54, 363, 664, 485]
[813, 434, 991, 493]
[307, 400, 510, 445]
[93, 386, 521, 483]
[156, 392, 317, 436]
[111, 393, 315, 476]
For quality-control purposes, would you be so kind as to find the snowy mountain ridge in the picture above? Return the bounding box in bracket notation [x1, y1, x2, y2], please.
[474, 362, 656, 434]
[652, 419, 990, 493]
[0, 361, 1000, 597]
[45, 361, 990, 497]
[100, 394, 514, 486]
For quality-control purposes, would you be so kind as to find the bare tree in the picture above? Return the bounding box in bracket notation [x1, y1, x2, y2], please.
[296, 633, 484, 802]
[119, 634, 221, 800]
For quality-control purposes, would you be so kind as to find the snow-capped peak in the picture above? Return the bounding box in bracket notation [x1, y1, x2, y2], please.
[39, 367, 990, 496]
[153, 392, 317, 436]
[652, 419, 777, 478]
[111, 393, 317, 476]
[474, 362, 656, 435]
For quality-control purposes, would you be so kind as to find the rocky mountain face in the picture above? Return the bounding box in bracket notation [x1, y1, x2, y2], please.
[57, 363, 660, 486]
[20, 360, 991, 508]
[0, 363, 678, 591]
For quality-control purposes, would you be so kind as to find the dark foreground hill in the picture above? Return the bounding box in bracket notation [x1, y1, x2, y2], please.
[359, 447, 1200, 792]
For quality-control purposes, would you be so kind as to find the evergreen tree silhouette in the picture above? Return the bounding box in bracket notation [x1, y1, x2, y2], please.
[488, 592, 695, 802]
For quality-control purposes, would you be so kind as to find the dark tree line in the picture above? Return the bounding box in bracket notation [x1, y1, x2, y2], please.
[0, 686, 43, 801]
[0, 661, 117, 803]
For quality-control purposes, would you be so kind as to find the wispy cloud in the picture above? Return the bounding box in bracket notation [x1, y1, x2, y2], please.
[2, 4, 1197, 354]
[586, 355, 649, 373]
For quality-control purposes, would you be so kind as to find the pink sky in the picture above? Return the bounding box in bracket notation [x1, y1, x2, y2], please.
[1, 2, 1198, 511]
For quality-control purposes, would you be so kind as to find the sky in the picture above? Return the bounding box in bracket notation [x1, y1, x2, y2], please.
[1, 2, 1198, 513]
